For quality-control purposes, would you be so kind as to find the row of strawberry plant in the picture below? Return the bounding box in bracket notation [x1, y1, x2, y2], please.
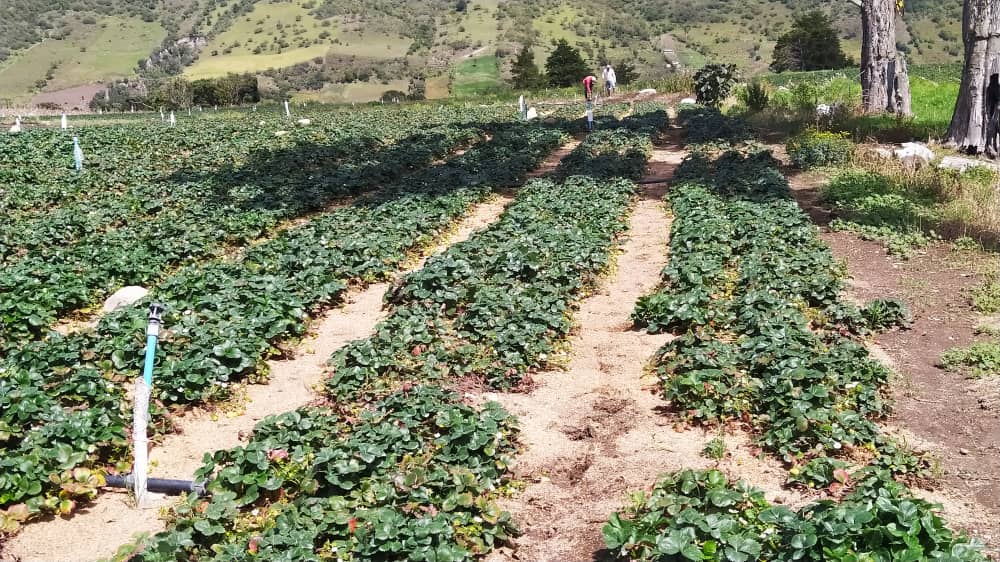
[540, 101, 633, 133]
[326, 118, 665, 401]
[607, 127, 983, 559]
[0, 121, 474, 265]
[634, 144, 920, 480]
[114, 386, 520, 562]
[104, 108, 667, 560]
[326, 174, 635, 402]
[0, 119, 489, 349]
[0, 124, 566, 529]
[0, 105, 505, 226]
[605, 468, 986, 561]
[551, 102, 666, 181]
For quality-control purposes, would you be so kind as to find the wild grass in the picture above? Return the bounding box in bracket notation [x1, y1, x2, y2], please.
[940, 340, 1000, 378]
[739, 72, 959, 142]
[822, 158, 1000, 255]
[972, 271, 1000, 315]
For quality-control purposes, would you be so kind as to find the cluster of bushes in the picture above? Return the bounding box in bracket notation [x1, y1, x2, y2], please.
[89, 73, 260, 112]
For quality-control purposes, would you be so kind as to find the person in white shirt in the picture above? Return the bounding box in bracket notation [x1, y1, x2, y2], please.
[605, 65, 617, 96]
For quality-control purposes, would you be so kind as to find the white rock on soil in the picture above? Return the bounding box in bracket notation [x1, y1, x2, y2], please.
[103, 286, 149, 313]
[638, 88, 658, 96]
[679, 97, 697, 105]
[525, 107, 538, 121]
[938, 155, 1000, 173]
[894, 142, 935, 166]
[296, 118, 311, 126]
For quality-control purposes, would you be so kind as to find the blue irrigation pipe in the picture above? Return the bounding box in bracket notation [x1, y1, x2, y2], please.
[104, 303, 206, 497]
[142, 303, 164, 386]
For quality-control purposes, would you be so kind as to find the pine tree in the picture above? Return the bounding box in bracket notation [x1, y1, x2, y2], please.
[511, 45, 544, 89]
[545, 39, 588, 87]
[770, 11, 852, 72]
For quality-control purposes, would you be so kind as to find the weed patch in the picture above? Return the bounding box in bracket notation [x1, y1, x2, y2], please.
[941, 341, 1000, 379]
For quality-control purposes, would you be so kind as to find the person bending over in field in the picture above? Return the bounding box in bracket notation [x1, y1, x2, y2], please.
[582, 75, 597, 101]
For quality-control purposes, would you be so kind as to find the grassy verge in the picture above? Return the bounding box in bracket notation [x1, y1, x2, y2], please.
[941, 340, 1000, 378]
[739, 72, 959, 143]
[821, 159, 1000, 255]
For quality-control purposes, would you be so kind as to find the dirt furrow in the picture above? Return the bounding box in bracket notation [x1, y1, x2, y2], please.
[485, 145, 820, 562]
[484, 147, 684, 561]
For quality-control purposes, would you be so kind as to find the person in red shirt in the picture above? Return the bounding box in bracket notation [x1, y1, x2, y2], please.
[582, 75, 597, 101]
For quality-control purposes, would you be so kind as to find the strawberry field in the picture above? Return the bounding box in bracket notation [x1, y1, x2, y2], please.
[0, 100, 993, 561]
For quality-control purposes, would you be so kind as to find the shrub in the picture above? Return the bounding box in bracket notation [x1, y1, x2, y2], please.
[740, 80, 770, 112]
[693, 63, 738, 107]
[787, 130, 853, 169]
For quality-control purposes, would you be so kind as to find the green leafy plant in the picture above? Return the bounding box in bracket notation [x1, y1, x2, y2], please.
[635, 139, 926, 479]
[119, 386, 520, 561]
[693, 64, 738, 108]
[971, 274, 1000, 314]
[100, 105, 669, 559]
[786, 130, 854, 169]
[0, 108, 569, 524]
[739, 80, 770, 112]
[701, 436, 727, 461]
[862, 298, 912, 331]
[605, 469, 986, 562]
[941, 340, 1000, 378]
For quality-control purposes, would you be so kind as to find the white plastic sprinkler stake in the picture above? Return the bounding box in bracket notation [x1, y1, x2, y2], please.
[72, 137, 83, 172]
[586, 101, 594, 131]
[284, 99, 291, 118]
[169, 111, 176, 127]
[160, 108, 164, 122]
[519, 95, 526, 120]
[61, 113, 68, 130]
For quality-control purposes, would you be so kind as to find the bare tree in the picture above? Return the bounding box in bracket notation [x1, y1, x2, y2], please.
[858, 0, 911, 114]
[947, 0, 1000, 156]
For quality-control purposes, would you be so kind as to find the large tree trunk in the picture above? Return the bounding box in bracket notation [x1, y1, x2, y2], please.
[947, 0, 1000, 155]
[860, 0, 912, 115]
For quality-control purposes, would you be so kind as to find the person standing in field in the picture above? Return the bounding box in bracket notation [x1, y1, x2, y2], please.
[605, 64, 617, 97]
[582, 75, 597, 101]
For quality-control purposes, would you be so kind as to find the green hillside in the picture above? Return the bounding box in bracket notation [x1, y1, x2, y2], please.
[0, 16, 167, 103]
[0, 0, 964, 103]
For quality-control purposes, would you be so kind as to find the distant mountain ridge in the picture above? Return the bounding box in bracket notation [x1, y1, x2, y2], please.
[0, 0, 963, 103]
